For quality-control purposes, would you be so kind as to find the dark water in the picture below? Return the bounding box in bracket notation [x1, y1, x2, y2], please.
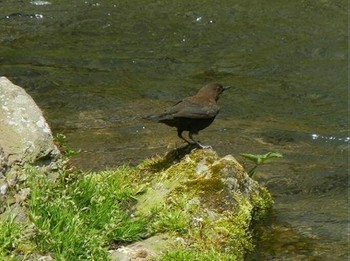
[1, 0, 348, 259]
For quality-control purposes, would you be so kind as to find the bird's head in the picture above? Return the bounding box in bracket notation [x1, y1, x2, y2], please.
[197, 83, 231, 101]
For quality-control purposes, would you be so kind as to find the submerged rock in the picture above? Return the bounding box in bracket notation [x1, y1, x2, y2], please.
[110, 147, 273, 260]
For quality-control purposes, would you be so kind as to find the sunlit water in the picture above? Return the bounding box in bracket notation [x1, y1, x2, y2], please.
[1, 1, 348, 259]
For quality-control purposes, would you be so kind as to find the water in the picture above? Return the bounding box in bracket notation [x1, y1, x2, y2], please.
[0, 0, 348, 259]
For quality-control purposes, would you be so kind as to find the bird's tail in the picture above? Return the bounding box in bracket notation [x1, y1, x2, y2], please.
[143, 113, 171, 122]
[143, 114, 161, 122]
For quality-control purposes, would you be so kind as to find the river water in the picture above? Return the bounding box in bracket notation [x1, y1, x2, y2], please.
[1, 0, 348, 259]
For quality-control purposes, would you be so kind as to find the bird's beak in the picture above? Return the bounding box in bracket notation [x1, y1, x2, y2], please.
[223, 85, 231, 91]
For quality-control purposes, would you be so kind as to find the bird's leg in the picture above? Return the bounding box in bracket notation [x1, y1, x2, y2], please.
[188, 132, 212, 149]
[177, 129, 192, 144]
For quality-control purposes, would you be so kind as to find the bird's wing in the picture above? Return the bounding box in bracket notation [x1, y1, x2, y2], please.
[143, 99, 184, 121]
[169, 100, 220, 119]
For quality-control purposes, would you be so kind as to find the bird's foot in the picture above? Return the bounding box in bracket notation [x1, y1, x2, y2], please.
[198, 144, 212, 149]
[194, 142, 212, 149]
[188, 133, 211, 149]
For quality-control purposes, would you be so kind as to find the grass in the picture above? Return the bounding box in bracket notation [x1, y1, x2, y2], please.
[0, 215, 27, 260]
[6, 165, 148, 260]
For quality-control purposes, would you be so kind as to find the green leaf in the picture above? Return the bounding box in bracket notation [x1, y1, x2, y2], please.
[240, 152, 283, 165]
[241, 152, 284, 176]
[240, 153, 261, 164]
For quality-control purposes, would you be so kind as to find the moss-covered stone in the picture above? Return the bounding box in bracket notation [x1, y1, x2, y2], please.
[129, 147, 273, 260]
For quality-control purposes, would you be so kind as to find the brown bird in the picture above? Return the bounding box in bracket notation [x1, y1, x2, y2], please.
[144, 83, 230, 148]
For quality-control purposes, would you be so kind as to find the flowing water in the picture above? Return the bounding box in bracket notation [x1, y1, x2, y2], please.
[1, 0, 348, 259]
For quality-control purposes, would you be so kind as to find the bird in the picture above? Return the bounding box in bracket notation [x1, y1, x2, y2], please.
[144, 83, 230, 148]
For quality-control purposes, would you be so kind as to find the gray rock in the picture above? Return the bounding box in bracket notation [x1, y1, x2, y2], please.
[0, 76, 60, 173]
[0, 76, 61, 218]
[0, 147, 7, 175]
[109, 234, 175, 261]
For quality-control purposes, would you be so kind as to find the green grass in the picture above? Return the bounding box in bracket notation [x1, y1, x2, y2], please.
[15, 165, 147, 260]
[0, 215, 27, 260]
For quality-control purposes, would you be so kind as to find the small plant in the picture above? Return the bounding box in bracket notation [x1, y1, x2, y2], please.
[240, 152, 283, 177]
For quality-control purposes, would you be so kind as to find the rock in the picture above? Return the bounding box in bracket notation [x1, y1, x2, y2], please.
[127, 148, 273, 259]
[0, 147, 7, 175]
[0, 76, 61, 218]
[0, 76, 60, 172]
[136, 149, 268, 216]
[109, 234, 174, 261]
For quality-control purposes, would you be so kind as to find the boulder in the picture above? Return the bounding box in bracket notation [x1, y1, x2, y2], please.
[0, 76, 60, 171]
[0, 76, 60, 215]
[109, 147, 273, 260]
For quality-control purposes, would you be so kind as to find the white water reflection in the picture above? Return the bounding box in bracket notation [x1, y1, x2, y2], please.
[310, 133, 350, 143]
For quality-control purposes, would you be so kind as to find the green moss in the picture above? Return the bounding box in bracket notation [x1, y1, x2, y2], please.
[135, 179, 180, 216]
[160, 249, 239, 261]
[144, 178, 260, 259]
[186, 178, 225, 192]
[135, 149, 273, 260]
[148, 189, 257, 260]
[250, 187, 274, 222]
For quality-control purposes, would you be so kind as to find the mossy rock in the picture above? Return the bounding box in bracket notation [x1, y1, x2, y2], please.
[124, 148, 273, 260]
